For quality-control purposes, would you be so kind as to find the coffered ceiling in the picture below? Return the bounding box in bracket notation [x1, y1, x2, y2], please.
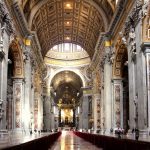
[21, 0, 114, 58]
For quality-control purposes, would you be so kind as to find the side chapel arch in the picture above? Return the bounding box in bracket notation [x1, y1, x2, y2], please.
[113, 39, 129, 131]
[9, 39, 24, 78]
[6, 39, 24, 130]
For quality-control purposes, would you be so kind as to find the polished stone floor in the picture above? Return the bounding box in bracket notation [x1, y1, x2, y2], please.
[0, 132, 51, 149]
[50, 131, 102, 150]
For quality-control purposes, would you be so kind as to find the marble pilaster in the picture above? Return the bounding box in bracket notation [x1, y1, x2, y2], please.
[12, 78, 24, 131]
[78, 105, 83, 129]
[34, 91, 39, 130]
[50, 97, 55, 130]
[0, 28, 10, 129]
[43, 96, 51, 130]
[103, 46, 113, 132]
[37, 93, 43, 130]
[81, 91, 89, 129]
[93, 93, 101, 130]
[23, 46, 32, 133]
[42, 85, 51, 130]
[135, 23, 147, 132]
[143, 44, 150, 131]
[100, 86, 104, 131]
[112, 79, 123, 129]
[6, 79, 13, 130]
[128, 57, 136, 130]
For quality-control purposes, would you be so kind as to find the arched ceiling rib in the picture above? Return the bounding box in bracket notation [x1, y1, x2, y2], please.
[21, 0, 114, 58]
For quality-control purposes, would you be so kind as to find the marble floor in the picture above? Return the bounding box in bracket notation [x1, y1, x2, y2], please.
[50, 131, 102, 150]
[0, 132, 52, 149]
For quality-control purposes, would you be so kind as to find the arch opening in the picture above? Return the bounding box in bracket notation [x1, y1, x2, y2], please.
[50, 70, 83, 127]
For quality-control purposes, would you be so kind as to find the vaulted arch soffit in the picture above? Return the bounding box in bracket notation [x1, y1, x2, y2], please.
[9, 40, 24, 78]
[22, 0, 114, 59]
[113, 39, 128, 78]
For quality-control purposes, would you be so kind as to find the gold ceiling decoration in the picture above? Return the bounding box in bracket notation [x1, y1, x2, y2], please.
[22, 0, 114, 58]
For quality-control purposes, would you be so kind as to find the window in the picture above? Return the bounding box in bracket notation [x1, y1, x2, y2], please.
[50, 43, 84, 53]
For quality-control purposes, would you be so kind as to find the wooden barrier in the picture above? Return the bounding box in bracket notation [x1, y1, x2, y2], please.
[3, 132, 61, 150]
[73, 131, 150, 150]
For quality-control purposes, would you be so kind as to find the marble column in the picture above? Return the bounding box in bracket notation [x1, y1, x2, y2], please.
[23, 47, 32, 133]
[127, 21, 148, 134]
[7, 91, 12, 130]
[43, 86, 51, 130]
[93, 94, 101, 131]
[112, 79, 123, 129]
[78, 104, 83, 129]
[12, 78, 24, 131]
[0, 28, 10, 129]
[135, 23, 147, 133]
[51, 113, 55, 130]
[43, 97, 51, 130]
[128, 52, 136, 130]
[30, 85, 34, 132]
[50, 98, 55, 130]
[99, 65, 104, 131]
[103, 46, 113, 132]
[6, 79, 13, 130]
[143, 44, 150, 131]
[34, 91, 39, 130]
[0, 39, 5, 129]
[81, 90, 89, 129]
[100, 86, 104, 131]
[38, 92, 43, 131]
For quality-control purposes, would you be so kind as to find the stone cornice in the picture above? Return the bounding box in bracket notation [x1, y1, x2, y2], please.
[107, 0, 128, 37]
[11, 2, 29, 37]
[91, 0, 129, 69]
[5, 1, 45, 73]
[0, 1, 14, 36]
[91, 0, 145, 71]
[90, 34, 105, 70]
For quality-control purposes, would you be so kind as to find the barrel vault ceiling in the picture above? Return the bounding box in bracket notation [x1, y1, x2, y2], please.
[20, 0, 114, 59]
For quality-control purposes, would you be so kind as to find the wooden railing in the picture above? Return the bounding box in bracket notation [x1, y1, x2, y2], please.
[73, 131, 150, 150]
[3, 132, 61, 150]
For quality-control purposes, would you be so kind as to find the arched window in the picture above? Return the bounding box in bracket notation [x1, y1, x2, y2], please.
[49, 43, 84, 53]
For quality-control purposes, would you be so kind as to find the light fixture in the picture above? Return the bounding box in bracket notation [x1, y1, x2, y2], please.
[66, 21, 70, 25]
[66, 36, 70, 40]
[66, 3, 71, 7]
